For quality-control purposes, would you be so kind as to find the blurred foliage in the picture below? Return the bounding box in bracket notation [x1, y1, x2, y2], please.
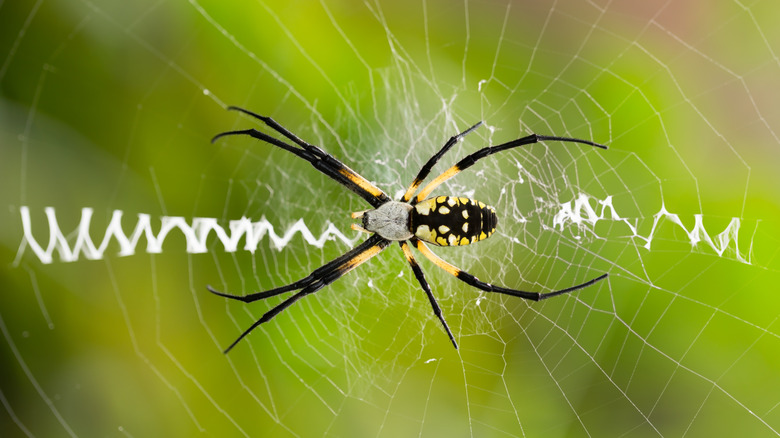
[2, 0, 780, 437]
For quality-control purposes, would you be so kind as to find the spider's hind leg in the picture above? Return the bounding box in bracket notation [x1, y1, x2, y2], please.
[412, 238, 608, 301]
[414, 133, 608, 203]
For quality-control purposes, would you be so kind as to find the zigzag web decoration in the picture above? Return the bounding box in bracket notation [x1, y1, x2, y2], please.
[15, 201, 753, 265]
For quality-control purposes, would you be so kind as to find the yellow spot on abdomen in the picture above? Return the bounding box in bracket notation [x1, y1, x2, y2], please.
[415, 202, 432, 216]
[415, 225, 436, 242]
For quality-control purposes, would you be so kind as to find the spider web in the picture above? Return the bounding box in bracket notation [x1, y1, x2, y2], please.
[2, 0, 780, 436]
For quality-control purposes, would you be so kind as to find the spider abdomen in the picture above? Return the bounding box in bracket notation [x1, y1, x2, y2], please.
[411, 196, 497, 246]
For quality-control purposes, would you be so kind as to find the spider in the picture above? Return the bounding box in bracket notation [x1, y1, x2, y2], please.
[208, 106, 609, 353]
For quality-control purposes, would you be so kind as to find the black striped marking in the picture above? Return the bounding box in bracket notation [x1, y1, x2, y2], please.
[410, 196, 497, 246]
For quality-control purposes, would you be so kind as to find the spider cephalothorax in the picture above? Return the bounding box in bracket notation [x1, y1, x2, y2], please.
[209, 106, 608, 353]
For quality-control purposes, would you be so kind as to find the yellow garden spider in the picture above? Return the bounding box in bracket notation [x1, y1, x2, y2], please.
[209, 106, 609, 353]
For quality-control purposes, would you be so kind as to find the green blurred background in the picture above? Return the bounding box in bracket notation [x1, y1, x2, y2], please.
[2, 0, 780, 436]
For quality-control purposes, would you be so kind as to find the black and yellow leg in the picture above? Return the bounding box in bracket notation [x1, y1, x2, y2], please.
[213, 106, 391, 208]
[401, 121, 482, 203]
[412, 238, 608, 301]
[415, 134, 608, 203]
[209, 234, 390, 353]
[399, 242, 458, 349]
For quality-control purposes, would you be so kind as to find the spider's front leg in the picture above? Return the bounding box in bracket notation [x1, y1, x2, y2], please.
[213, 106, 391, 208]
[209, 234, 390, 353]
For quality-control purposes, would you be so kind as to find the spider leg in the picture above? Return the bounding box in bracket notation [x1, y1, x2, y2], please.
[220, 283, 325, 354]
[401, 121, 482, 203]
[224, 106, 316, 150]
[415, 133, 608, 203]
[211, 234, 390, 353]
[207, 233, 383, 303]
[213, 106, 391, 208]
[412, 238, 607, 301]
[399, 242, 458, 349]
